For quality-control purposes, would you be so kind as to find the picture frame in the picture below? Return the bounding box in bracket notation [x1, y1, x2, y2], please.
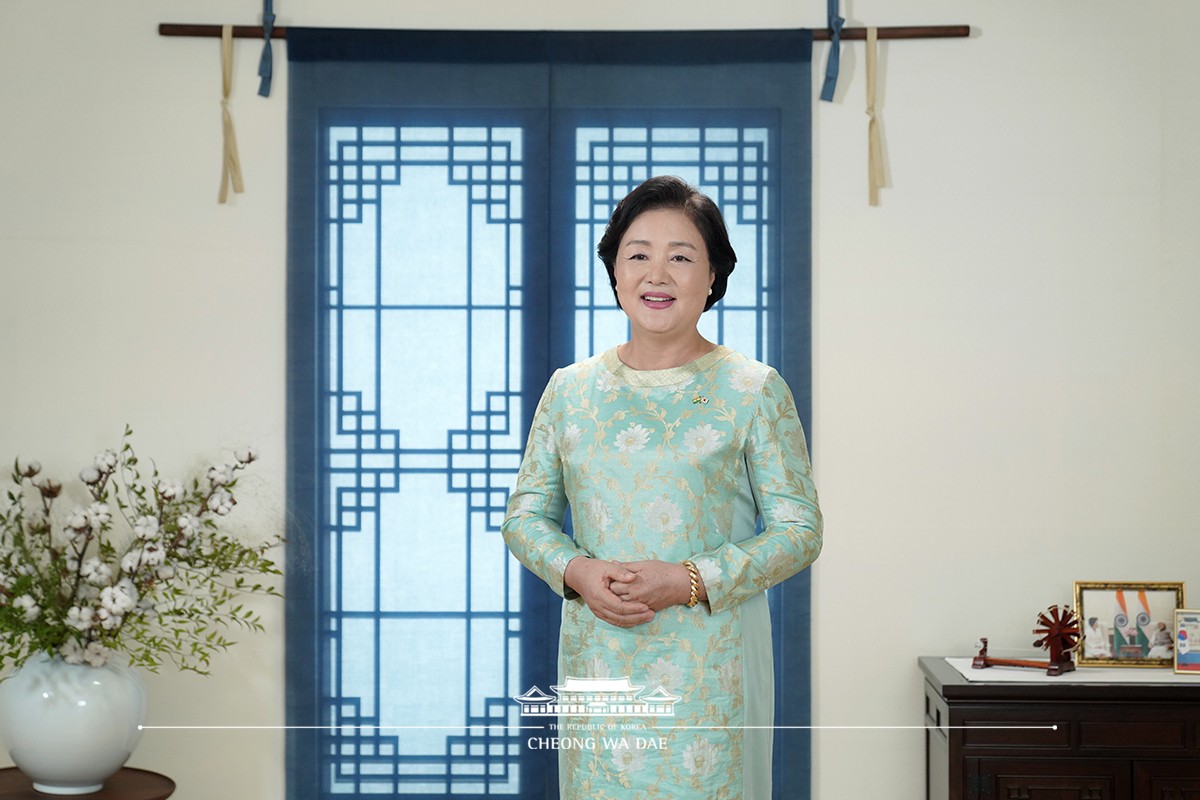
[1073, 581, 1185, 667]
[1176, 609, 1200, 675]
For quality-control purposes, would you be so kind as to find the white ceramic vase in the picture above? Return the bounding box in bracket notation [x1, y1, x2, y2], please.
[0, 652, 147, 795]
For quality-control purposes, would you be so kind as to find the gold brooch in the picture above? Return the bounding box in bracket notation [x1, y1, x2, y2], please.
[691, 394, 708, 405]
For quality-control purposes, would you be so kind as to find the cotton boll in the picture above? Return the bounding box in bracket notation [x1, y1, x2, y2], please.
[66, 507, 90, 532]
[83, 641, 110, 667]
[14, 594, 40, 622]
[86, 502, 111, 530]
[80, 557, 113, 586]
[60, 639, 85, 664]
[176, 513, 201, 539]
[207, 465, 235, 486]
[100, 581, 137, 615]
[94, 450, 118, 473]
[96, 606, 122, 630]
[133, 516, 160, 541]
[208, 488, 235, 515]
[140, 543, 165, 567]
[155, 479, 185, 502]
[67, 605, 96, 632]
[120, 550, 144, 573]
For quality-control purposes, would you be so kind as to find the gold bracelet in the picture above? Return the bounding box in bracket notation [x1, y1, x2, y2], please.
[682, 560, 700, 608]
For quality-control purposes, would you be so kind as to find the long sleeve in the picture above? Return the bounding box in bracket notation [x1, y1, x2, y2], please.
[501, 371, 589, 598]
[690, 369, 823, 615]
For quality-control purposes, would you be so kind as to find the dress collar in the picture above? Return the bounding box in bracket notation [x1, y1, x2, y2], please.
[600, 345, 732, 388]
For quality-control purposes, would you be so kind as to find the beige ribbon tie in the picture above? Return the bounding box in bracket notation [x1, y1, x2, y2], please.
[219, 24, 245, 204]
[866, 26, 885, 206]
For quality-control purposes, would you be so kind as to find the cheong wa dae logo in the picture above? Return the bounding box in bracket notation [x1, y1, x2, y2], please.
[513, 676, 680, 717]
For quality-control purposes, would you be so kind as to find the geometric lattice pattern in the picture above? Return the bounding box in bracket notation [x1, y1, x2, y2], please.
[319, 121, 777, 798]
[572, 126, 774, 361]
[322, 124, 525, 795]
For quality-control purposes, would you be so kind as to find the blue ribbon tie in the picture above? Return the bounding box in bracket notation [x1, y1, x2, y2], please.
[257, 0, 275, 98]
[819, 0, 844, 102]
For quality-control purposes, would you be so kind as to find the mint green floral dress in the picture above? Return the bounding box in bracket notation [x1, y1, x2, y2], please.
[502, 346, 822, 800]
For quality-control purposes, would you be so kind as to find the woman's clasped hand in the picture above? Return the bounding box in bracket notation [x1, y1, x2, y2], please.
[565, 556, 703, 627]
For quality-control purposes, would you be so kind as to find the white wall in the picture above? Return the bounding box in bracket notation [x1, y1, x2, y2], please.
[2, 1, 1197, 797]
[812, 2, 1199, 795]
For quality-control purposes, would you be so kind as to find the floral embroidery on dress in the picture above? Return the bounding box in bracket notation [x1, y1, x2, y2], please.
[683, 739, 721, 777]
[716, 658, 743, 695]
[596, 370, 621, 393]
[614, 422, 651, 453]
[509, 493, 539, 516]
[582, 496, 611, 533]
[761, 548, 795, 585]
[587, 654, 612, 678]
[694, 557, 724, 587]
[646, 656, 684, 692]
[561, 422, 584, 454]
[683, 422, 725, 457]
[610, 735, 648, 773]
[728, 364, 764, 394]
[662, 376, 695, 393]
[771, 499, 808, 521]
[644, 495, 683, 534]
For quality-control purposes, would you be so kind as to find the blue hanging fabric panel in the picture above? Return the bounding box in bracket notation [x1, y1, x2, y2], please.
[819, 0, 845, 101]
[285, 28, 814, 800]
[257, 0, 275, 97]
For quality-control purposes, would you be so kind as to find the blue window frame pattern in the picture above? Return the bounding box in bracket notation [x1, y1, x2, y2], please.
[315, 118, 781, 798]
[321, 123, 527, 795]
[572, 126, 773, 362]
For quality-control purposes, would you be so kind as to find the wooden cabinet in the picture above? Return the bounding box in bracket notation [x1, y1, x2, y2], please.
[920, 656, 1200, 800]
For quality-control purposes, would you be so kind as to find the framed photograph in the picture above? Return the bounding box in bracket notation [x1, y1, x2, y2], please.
[1074, 581, 1185, 667]
[1176, 609, 1200, 675]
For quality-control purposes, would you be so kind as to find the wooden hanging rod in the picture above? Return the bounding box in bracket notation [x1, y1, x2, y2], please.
[158, 23, 970, 41]
[814, 25, 969, 41]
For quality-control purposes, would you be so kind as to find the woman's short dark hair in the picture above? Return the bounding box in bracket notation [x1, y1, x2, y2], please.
[597, 176, 737, 312]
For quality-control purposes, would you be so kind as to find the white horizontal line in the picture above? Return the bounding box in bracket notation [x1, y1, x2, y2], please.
[140, 724, 1058, 731]
[139, 725, 546, 731]
[688, 725, 1058, 731]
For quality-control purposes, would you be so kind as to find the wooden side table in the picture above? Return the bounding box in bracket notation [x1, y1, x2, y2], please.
[920, 656, 1200, 800]
[0, 768, 174, 799]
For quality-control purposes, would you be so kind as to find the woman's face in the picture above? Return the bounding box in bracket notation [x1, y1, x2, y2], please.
[613, 208, 715, 342]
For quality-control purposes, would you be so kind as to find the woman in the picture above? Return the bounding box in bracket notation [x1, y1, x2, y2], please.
[502, 176, 822, 798]
[1084, 616, 1113, 658]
